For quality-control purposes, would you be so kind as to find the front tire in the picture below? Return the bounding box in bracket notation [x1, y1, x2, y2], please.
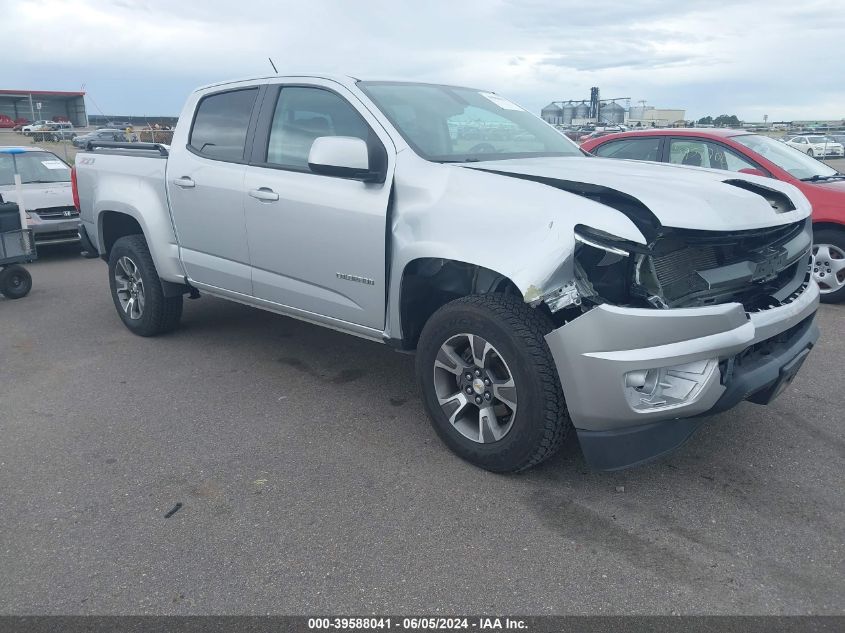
[0, 265, 32, 299]
[812, 228, 845, 304]
[807, 149, 815, 157]
[108, 235, 183, 336]
[416, 294, 570, 472]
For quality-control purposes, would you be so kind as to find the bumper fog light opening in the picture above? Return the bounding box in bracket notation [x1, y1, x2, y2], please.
[624, 358, 719, 412]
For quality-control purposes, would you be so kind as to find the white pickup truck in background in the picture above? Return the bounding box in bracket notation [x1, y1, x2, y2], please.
[73, 74, 820, 472]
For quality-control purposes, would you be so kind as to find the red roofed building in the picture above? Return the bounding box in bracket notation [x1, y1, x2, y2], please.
[0, 89, 88, 127]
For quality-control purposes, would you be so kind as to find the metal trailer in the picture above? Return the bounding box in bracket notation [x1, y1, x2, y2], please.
[0, 205, 36, 299]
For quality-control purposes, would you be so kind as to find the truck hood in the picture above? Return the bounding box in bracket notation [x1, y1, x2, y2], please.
[0, 182, 73, 210]
[460, 156, 811, 235]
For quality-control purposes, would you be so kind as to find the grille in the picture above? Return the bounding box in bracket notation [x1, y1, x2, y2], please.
[650, 246, 719, 297]
[33, 206, 79, 219]
[642, 219, 810, 309]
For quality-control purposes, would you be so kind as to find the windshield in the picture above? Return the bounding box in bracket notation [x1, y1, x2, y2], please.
[807, 136, 835, 144]
[358, 81, 582, 162]
[0, 151, 71, 186]
[732, 134, 838, 180]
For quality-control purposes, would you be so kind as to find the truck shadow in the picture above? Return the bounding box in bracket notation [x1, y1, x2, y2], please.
[176, 295, 842, 592]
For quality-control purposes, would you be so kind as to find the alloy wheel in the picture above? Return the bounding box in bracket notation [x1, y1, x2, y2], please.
[433, 333, 518, 443]
[114, 256, 145, 319]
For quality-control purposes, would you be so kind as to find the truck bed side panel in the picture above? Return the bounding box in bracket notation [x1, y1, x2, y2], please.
[76, 153, 186, 284]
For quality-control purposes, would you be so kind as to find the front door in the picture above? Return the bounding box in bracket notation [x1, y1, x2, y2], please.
[242, 83, 394, 329]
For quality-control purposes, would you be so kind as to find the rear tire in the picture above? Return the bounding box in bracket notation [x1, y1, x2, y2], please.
[108, 234, 183, 336]
[416, 293, 570, 472]
[0, 265, 32, 299]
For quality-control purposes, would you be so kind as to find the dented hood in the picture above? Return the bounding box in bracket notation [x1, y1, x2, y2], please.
[460, 156, 811, 233]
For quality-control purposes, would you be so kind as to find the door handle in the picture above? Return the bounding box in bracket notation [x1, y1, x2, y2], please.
[173, 177, 195, 189]
[248, 187, 280, 202]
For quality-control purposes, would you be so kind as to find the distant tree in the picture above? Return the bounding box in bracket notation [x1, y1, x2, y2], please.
[714, 114, 741, 127]
[697, 115, 713, 125]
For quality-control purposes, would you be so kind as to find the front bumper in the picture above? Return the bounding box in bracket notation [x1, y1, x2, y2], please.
[545, 281, 820, 470]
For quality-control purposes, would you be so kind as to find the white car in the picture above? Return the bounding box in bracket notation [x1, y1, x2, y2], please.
[20, 120, 50, 136]
[785, 135, 844, 158]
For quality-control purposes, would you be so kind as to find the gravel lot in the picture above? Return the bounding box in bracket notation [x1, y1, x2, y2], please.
[1, 248, 843, 615]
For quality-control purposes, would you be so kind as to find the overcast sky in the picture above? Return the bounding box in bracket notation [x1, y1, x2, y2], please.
[5, 0, 844, 121]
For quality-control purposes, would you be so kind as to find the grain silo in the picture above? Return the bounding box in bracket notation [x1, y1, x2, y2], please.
[574, 101, 590, 121]
[600, 102, 626, 125]
[541, 102, 563, 124]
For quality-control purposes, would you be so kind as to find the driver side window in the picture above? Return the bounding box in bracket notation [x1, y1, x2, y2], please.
[266, 87, 370, 171]
[668, 139, 756, 172]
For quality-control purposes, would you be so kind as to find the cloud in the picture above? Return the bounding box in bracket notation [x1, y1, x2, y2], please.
[3, 0, 843, 121]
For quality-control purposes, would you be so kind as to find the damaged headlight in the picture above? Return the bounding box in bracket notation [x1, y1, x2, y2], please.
[573, 225, 648, 306]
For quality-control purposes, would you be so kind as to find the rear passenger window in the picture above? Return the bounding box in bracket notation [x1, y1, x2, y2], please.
[594, 138, 660, 161]
[189, 88, 258, 161]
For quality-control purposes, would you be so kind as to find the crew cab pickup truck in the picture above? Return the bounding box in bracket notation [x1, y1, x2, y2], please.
[73, 75, 820, 472]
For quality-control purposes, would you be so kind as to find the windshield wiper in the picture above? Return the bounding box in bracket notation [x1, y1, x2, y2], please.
[800, 174, 845, 182]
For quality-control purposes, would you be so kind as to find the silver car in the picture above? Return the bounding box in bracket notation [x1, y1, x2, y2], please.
[0, 147, 80, 245]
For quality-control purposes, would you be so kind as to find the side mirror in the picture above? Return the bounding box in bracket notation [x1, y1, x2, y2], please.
[739, 167, 769, 178]
[308, 136, 383, 182]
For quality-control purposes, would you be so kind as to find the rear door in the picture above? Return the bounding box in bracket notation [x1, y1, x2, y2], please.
[242, 81, 395, 329]
[166, 85, 263, 294]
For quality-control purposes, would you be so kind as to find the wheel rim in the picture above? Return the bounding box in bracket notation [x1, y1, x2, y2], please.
[114, 256, 145, 319]
[9, 273, 23, 289]
[433, 333, 517, 444]
[812, 243, 845, 293]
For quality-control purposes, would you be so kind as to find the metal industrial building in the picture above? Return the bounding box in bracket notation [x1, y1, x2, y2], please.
[541, 100, 627, 125]
[542, 88, 686, 127]
[0, 89, 88, 126]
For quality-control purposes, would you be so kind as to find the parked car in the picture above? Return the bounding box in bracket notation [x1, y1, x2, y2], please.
[20, 120, 51, 136]
[0, 115, 16, 129]
[0, 147, 80, 245]
[72, 129, 126, 148]
[581, 129, 845, 302]
[577, 130, 615, 144]
[784, 135, 844, 158]
[74, 75, 818, 472]
[31, 123, 78, 142]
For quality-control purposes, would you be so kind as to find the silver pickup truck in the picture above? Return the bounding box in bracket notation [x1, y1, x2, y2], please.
[73, 74, 820, 472]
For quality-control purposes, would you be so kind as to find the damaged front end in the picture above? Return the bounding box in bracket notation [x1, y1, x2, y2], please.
[544, 218, 813, 315]
[539, 215, 820, 470]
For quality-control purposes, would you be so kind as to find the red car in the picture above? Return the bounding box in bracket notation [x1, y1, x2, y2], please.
[581, 129, 845, 303]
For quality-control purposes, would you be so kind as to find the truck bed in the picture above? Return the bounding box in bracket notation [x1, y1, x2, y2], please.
[74, 143, 186, 284]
